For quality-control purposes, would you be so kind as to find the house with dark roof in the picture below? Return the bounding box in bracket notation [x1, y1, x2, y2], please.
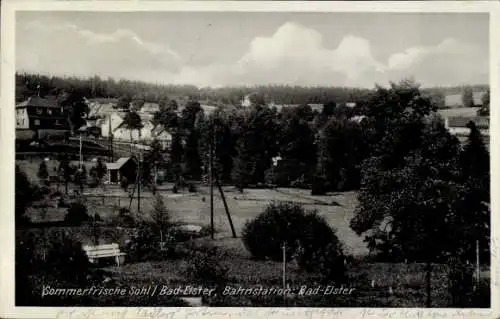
[444, 115, 489, 145]
[16, 96, 70, 140]
[444, 91, 486, 108]
[16, 96, 68, 130]
[105, 156, 138, 184]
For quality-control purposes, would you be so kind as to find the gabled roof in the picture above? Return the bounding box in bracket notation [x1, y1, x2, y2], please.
[444, 91, 486, 107]
[16, 96, 59, 108]
[447, 116, 489, 129]
[87, 98, 118, 104]
[105, 156, 137, 170]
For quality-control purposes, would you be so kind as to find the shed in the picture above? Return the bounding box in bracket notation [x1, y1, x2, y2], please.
[105, 156, 138, 184]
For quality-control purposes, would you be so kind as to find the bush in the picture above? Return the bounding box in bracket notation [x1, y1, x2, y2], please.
[125, 222, 173, 262]
[115, 208, 136, 228]
[64, 202, 90, 225]
[183, 244, 228, 287]
[448, 259, 476, 307]
[311, 174, 327, 195]
[242, 202, 345, 280]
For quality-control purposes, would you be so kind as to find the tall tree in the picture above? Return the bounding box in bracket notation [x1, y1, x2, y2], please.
[232, 105, 279, 189]
[349, 81, 479, 307]
[169, 131, 184, 185]
[58, 155, 73, 195]
[143, 139, 165, 190]
[37, 161, 49, 184]
[16, 165, 35, 225]
[58, 88, 89, 133]
[276, 106, 317, 186]
[461, 86, 475, 108]
[455, 122, 490, 262]
[116, 95, 132, 110]
[478, 89, 490, 116]
[122, 111, 143, 144]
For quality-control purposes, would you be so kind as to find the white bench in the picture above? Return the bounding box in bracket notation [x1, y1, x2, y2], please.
[83, 243, 126, 266]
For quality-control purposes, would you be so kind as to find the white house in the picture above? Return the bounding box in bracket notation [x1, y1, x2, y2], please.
[140, 102, 160, 114]
[152, 126, 173, 150]
[101, 112, 126, 138]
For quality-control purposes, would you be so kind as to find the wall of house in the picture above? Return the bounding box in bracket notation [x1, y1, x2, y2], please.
[101, 113, 124, 138]
[16, 108, 30, 129]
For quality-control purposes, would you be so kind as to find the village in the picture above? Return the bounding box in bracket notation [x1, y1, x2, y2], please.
[11, 8, 492, 310]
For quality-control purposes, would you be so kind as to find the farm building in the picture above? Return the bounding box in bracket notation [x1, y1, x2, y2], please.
[444, 91, 487, 108]
[105, 156, 138, 184]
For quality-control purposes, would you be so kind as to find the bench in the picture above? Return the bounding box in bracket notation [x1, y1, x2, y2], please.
[83, 243, 126, 266]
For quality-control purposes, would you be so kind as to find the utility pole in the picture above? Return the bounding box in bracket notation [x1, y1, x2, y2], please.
[108, 116, 114, 162]
[476, 240, 480, 287]
[137, 152, 141, 215]
[282, 241, 287, 306]
[79, 133, 83, 170]
[209, 125, 214, 240]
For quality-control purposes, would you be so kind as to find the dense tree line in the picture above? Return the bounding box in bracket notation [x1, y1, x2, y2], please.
[16, 73, 487, 107]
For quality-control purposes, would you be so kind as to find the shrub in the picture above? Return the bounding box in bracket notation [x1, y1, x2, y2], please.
[64, 202, 90, 225]
[125, 222, 171, 262]
[150, 195, 170, 230]
[115, 208, 136, 228]
[44, 235, 91, 283]
[242, 202, 345, 280]
[448, 259, 476, 307]
[188, 183, 197, 193]
[311, 174, 327, 195]
[184, 244, 228, 287]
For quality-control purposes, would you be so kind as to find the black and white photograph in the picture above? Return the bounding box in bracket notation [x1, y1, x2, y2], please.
[2, 1, 497, 315]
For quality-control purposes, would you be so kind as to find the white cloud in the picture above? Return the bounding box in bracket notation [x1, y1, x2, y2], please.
[16, 20, 488, 88]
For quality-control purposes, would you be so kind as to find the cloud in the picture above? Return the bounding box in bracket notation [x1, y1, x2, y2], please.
[16, 20, 488, 88]
[17, 20, 183, 79]
[386, 38, 488, 86]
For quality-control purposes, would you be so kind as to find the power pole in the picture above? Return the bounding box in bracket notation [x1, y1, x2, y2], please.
[476, 240, 480, 286]
[108, 116, 114, 162]
[282, 241, 287, 306]
[215, 174, 236, 238]
[209, 126, 214, 240]
[79, 133, 83, 170]
[137, 152, 141, 215]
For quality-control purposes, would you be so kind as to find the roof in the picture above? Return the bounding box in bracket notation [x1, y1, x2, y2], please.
[438, 107, 481, 118]
[87, 98, 118, 104]
[105, 156, 137, 170]
[16, 96, 59, 108]
[447, 116, 489, 129]
[444, 91, 486, 107]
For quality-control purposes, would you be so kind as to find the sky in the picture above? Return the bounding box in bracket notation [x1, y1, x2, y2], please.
[16, 11, 489, 88]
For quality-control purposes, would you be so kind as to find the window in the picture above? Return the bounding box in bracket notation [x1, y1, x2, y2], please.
[36, 108, 43, 115]
[34, 119, 40, 126]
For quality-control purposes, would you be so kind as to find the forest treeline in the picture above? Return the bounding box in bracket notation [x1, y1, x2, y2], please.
[15, 73, 488, 107]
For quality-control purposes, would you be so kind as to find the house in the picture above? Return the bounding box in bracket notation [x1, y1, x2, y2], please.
[16, 96, 68, 130]
[105, 156, 138, 184]
[152, 126, 173, 150]
[86, 98, 118, 118]
[444, 116, 489, 135]
[112, 120, 156, 142]
[16, 96, 70, 140]
[101, 113, 126, 138]
[140, 102, 160, 114]
[444, 91, 486, 108]
[444, 116, 489, 145]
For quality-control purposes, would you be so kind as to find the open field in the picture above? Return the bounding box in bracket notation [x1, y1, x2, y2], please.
[23, 180, 367, 256]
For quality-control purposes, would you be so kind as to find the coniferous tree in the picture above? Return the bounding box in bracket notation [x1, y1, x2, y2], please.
[37, 161, 49, 183]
